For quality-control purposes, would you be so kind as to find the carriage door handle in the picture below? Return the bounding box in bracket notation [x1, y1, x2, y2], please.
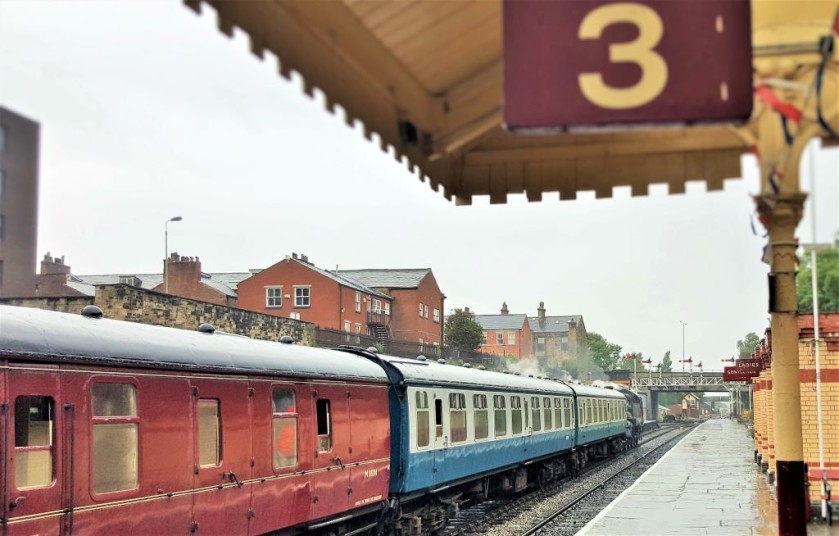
[10, 496, 25, 509]
[331, 456, 345, 469]
[223, 471, 243, 487]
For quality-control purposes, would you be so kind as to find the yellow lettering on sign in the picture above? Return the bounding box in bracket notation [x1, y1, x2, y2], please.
[578, 3, 668, 109]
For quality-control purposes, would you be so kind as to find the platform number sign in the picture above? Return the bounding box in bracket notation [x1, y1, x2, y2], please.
[503, 0, 752, 131]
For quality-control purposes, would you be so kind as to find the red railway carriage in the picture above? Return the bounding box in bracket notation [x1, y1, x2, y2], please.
[0, 305, 391, 535]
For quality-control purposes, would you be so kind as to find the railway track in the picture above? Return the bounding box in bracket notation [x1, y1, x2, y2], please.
[442, 423, 696, 536]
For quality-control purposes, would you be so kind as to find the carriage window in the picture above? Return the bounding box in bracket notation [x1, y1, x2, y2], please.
[511, 396, 522, 435]
[197, 399, 221, 467]
[416, 391, 430, 448]
[554, 397, 563, 429]
[272, 389, 298, 468]
[543, 397, 553, 430]
[494, 395, 507, 437]
[474, 394, 488, 440]
[531, 397, 541, 432]
[92, 383, 138, 494]
[316, 399, 332, 452]
[14, 396, 54, 490]
[564, 398, 573, 427]
[449, 393, 467, 443]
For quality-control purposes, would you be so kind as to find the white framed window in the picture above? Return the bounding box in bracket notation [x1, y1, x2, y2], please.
[509, 332, 516, 344]
[433, 308, 440, 322]
[294, 286, 310, 307]
[481, 333, 487, 345]
[344, 321, 351, 332]
[496, 333, 504, 345]
[290, 312, 301, 320]
[355, 292, 361, 313]
[384, 302, 390, 316]
[423, 304, 429, 318]
[373, 299, 382, 313]
[418, 303, 424, 317]
[355, 323, 362, 334]
[265, 286, 282, 308]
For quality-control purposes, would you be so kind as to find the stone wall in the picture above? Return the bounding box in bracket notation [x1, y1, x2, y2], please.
[2, 284, 316, 346]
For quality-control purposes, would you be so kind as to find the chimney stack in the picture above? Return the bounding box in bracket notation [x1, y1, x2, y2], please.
[501, 302, 509, 315]
[537, 301, 546, 324]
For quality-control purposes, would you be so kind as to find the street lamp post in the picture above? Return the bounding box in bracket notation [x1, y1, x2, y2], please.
[164, 216, 183, 294]
[680, 320, 687, 372]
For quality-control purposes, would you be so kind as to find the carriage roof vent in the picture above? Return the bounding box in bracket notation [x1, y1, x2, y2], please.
[437, 359, 446, 364]
[514, 372, 521, 376]
[463, 363, 471, 368]
[280, 336, 294, 344]
[81, 305, 103, 319]
[528, 374, 534, 378]
[478, 365, 486, 370]
[417, 355, 427, 361]
[503, 371, 511, 374]
[197, 323, 215, 334]
[366, 346, 378, 354]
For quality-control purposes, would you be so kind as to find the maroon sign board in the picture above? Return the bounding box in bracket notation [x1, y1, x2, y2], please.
[503, 0, 753, 131]
[723, 358, 763, 382]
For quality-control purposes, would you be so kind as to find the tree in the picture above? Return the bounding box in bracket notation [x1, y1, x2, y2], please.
[661, 350, 673, 372]
[737, 332, 761, 358]
[797, 234, 839, 313]
[444, 308, 483, 351]
[587, 332, 623, 371]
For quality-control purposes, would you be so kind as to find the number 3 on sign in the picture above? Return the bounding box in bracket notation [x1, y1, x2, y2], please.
[578, 3, 668, 109]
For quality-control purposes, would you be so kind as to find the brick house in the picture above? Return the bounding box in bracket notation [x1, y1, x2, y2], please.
[475, 302, 533, 359]
[236, 254, 394, 339]
[337, 268, 445, 345]
[528, 302, 587, 369]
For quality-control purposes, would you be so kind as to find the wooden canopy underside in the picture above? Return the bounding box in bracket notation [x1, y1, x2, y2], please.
[185, 0, 838, 204]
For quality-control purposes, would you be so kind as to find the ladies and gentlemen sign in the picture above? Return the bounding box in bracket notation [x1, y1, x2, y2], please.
[723, 359, 763, 382]
[503, 0, 753, 131]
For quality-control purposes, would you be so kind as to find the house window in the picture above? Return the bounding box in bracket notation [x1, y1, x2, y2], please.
[91, 383, 138, 494]
[433, 308, 440, 322]
[373, 299, 382, 313]
[561, 335, 569, 351]
[344, 321, 351, 332]
[423, 304, 429, 318]
[14, 396, 54, 490]
[496, 333, 504, 345]
[536, 337, 546, 352]
[416, 391, 430, 448]
[509, 332, 516, 345]
[481, 333, 487, 345]
[418, 303, 424, 317]
[197, 399, 221, 467]
[316, 399, 332, 452]
[290, 312, 301, 320]
[265, 287, 282, 308]
[355, 323, 362, 334]
[355, 292, 361, 312]
[474, 394, 488, 440]
[272, 389, 297, 468]
[493, 395, 507, 437]
[384, 302, 390, 315]
[449, 393, 467, 443]
[294, 286, 310, 307]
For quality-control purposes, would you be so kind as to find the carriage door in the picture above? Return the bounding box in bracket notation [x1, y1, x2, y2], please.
[310, 383, 351, 521]
[5, 365, 64, 536]
[431, 395, 447, 482]
[191, 380, 252, 535]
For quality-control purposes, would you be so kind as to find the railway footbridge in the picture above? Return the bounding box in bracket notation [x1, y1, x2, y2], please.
[629, 372, 748, 421]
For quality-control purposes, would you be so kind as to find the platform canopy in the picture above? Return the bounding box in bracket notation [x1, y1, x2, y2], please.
[185, 0, 837, 204]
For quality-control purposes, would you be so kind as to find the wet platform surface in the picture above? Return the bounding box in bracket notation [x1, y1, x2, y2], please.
[578, 419, 779, 535]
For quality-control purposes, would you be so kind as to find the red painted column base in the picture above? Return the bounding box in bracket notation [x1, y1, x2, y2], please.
[776, 460, 807, 535]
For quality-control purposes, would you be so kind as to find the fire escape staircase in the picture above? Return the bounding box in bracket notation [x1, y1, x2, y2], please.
[366, 312, 391, 344]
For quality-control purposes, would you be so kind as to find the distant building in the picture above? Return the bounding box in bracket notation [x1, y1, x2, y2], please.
[339, 268, 445, 345]
[0, 107, 39, 297]
[236, 254, 394, 340]
[528, 302, 587, 369]
[475, 302, 533, 360]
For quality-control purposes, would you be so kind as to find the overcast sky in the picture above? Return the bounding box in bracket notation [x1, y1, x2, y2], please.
[1, 1, 837, 371]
